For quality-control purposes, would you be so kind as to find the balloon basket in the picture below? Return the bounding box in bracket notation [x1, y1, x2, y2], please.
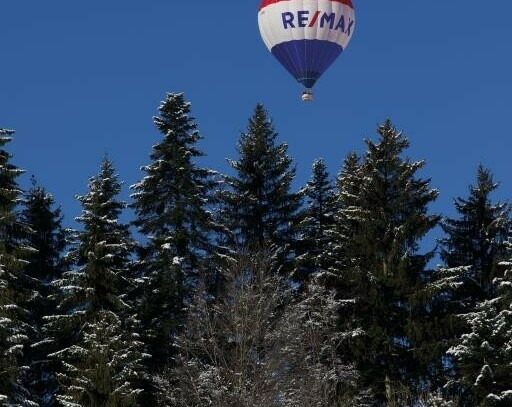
[301, 89, 314, 102]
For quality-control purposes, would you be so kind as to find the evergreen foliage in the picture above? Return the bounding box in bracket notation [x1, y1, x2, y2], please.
[0, 129, 36, 406]
[130, 93, 216, 370]
[21, 179, 68, 406]
[21, 179, 67, 298]
[294, 158, 337, 283]
[325, 120, 440, 404]
[221, 104, 300, 272]
[320, 151, 363, 277]
[440, 165, 510, 296]
[46, 158, 145, 407]
[447, 242, 512, 406]
[425, 167, 510, 396]
[3, 96, 512, 407]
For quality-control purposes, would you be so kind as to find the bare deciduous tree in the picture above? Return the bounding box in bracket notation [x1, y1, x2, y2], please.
[155, 249, 285, 407]
[155, 249, 378, 406]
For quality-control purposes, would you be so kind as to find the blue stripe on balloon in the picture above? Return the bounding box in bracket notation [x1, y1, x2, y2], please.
[271, 40, 344, 88]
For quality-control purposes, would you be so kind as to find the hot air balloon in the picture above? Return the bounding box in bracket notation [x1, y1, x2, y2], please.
[258, 0, 355, 101]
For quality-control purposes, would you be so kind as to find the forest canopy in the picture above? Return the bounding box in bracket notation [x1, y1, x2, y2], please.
[1, 93, 511, 407]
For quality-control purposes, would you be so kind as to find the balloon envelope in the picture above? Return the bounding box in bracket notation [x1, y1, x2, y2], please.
[258, 0, 355, 89]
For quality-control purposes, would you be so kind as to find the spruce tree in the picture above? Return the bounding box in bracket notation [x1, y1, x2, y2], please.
[21, 179, 67, 294]
[327, 121, 440, 404]
[0, 129, 36, 406]
[221, 103, 300, 272]
[294, 158, 337, 283]
[130, 92, 216, 371]
[448, 243, 512, 406]
[320, 151, 363, 278]
[47, 158, 145, 407]
[425, 166, 510, 397]
[440, 165, 510, 299]
[21, 179, 68, 406]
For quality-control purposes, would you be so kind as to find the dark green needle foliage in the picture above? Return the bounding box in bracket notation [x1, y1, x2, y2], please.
[47, 158, 145, 407]
[0, 128, 36, 406]
[221, 103, 300, 273]
[2, 87, 512, 407]
[131, 93, 217, 375]
[294, 158, 337, 284]
[326, 120, 440, 405]
[448, 243, 512, 406]
[21, 179, 68, 406]
[425, 166, 510, 399]
[440, 166, 510, 299]
[319, 151, 363, 279]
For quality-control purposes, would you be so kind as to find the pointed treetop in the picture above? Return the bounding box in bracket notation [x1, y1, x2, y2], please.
[238, 103, 278, 152]
[153, 92, 201, 144]
[311, 158, 328, 178]
[365, 119, 411, 165]
[301, 158, 335, 206]
[337, 151, 360, 180]
[471, 164, 499, 198]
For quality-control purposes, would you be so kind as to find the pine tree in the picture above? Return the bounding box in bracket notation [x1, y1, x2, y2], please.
[448, 243, 512, 406]
[130, 92, 216, 371]
[294, 158, 337, 284]
[221, 103, 300, 272]
[46, 158, 145, 407]
[0, 128, 36, 406]
[326, 121, 440, 404]
[21, 179, 68, 406]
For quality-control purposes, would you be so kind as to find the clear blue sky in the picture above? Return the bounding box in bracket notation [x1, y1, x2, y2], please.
[2, 0, 512, 239]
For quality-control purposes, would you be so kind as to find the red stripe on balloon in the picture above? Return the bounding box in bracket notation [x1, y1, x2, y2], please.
[259, 0, 354, 11]
[308, 10, 321, 27]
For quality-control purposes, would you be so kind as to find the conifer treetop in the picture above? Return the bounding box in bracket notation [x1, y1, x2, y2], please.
[223, 103, 300, 252]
